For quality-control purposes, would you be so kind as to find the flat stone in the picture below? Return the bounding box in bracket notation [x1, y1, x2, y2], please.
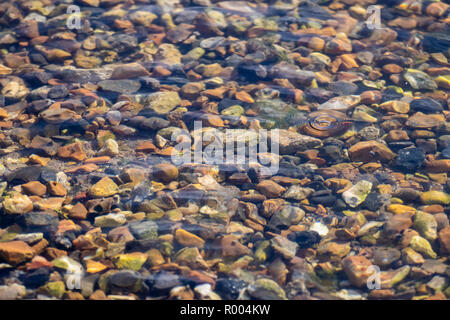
[274, 130, 322, 154]
[144, 91, 181, 114]
[349, 141, 395, 162]
[256, 180, 286, 198]
[0, 241, 35, 265]
[88, 177, 119, 198]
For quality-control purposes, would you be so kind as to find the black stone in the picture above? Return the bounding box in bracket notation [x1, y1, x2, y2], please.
[288, 230, 321, 249]
[395, 147, 425, 172]
[21, 267, 51, 288]
[410, 98, 443, 113]
[110, 270, 141, 289]
[363, 193, 386, 211]
[48, 85, 69, 99]
[20, 211, 59, 233]
[140, 117, 170, 131]
[328, 81, 358, 96]
[322, 145, 346, 163]
[215, 278, 247, 300]
[310, 195, 336, 206]
[6, 166, 44, 184]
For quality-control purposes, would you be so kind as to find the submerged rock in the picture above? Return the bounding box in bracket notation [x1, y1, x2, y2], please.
[342, 180, 373, 208]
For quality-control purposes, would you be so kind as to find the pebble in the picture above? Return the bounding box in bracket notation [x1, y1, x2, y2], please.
[248, 278, 287, 300]
[0, 241, 35, 265]
[414, 211, 438, 241]
[395, 147, 425, 172]
[342, 180, 373, 208]
[88, 177, 119, 198]
[94, 213, 127, 228]
[152, 163, 179, 183]
[3, 194, 33, 214]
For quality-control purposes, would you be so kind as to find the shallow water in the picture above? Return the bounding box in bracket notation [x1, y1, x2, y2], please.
[0, 0, 449, 300]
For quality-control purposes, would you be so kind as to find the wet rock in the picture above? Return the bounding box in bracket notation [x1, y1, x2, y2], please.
[98, 139, 119, 157]
[109, 270, 142, 291]
[283, 185, 314, 201]
[318, 95, 360, 112]
[221, 235, 251, 258]
[414, 211, 438, 241]
[410, 98, 443, 114]
[395, 147, 425, 172]
[406, 112, 443, 129]
[420, 191, 450, 205]
[154, 44, 182, 66]
[21, 211, 59, 233]
[215, 278, 247, 300]
[57, 142, 87, 162]
[342, 255, 374, 288]
[88, 177, 119, 198]
[98, 80, 141, 95]
[404, 69, 437, 90]
[175, 229, 205, 248]
[22, 181, 46, 196]
[114, 253, 148, 271]
[94, 213, 127, 228]
[248, 278, 287, 300]
[402, 247, 424, 265]
[144, 91, 181, 114]
[256, 180, 286, 198]
[149, 272, 182, 295]
[386, 214, 413, 234]
[129, 221, 158, 240]
[438, 226, 450, 254]
[110, 63, 149, 80]
[0, 284, 26, 300]
[270, 235, 298, 259]
[349, 141, 395, 162]
[409, 235, 437, 259]
[175, 247, 208, 269]
[287, 230, 320, 249]
[342, 180, 373, 208]
[373, 247, 401, 267]
[268, 206, 304, 230]
[39, 108, 78, 124]
[3, 194, 33, 214]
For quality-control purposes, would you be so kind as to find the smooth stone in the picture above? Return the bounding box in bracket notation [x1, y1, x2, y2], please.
[129, 221, 158, 240]
[414, 211, 438, 241]
[404, 69, 437, 90]
[342, 180, 373, 208]
[410, 98, 443, 113]
[248, 278, 287, 300]
[98, 80, 141, 94]
[144, 91, 181, 114]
